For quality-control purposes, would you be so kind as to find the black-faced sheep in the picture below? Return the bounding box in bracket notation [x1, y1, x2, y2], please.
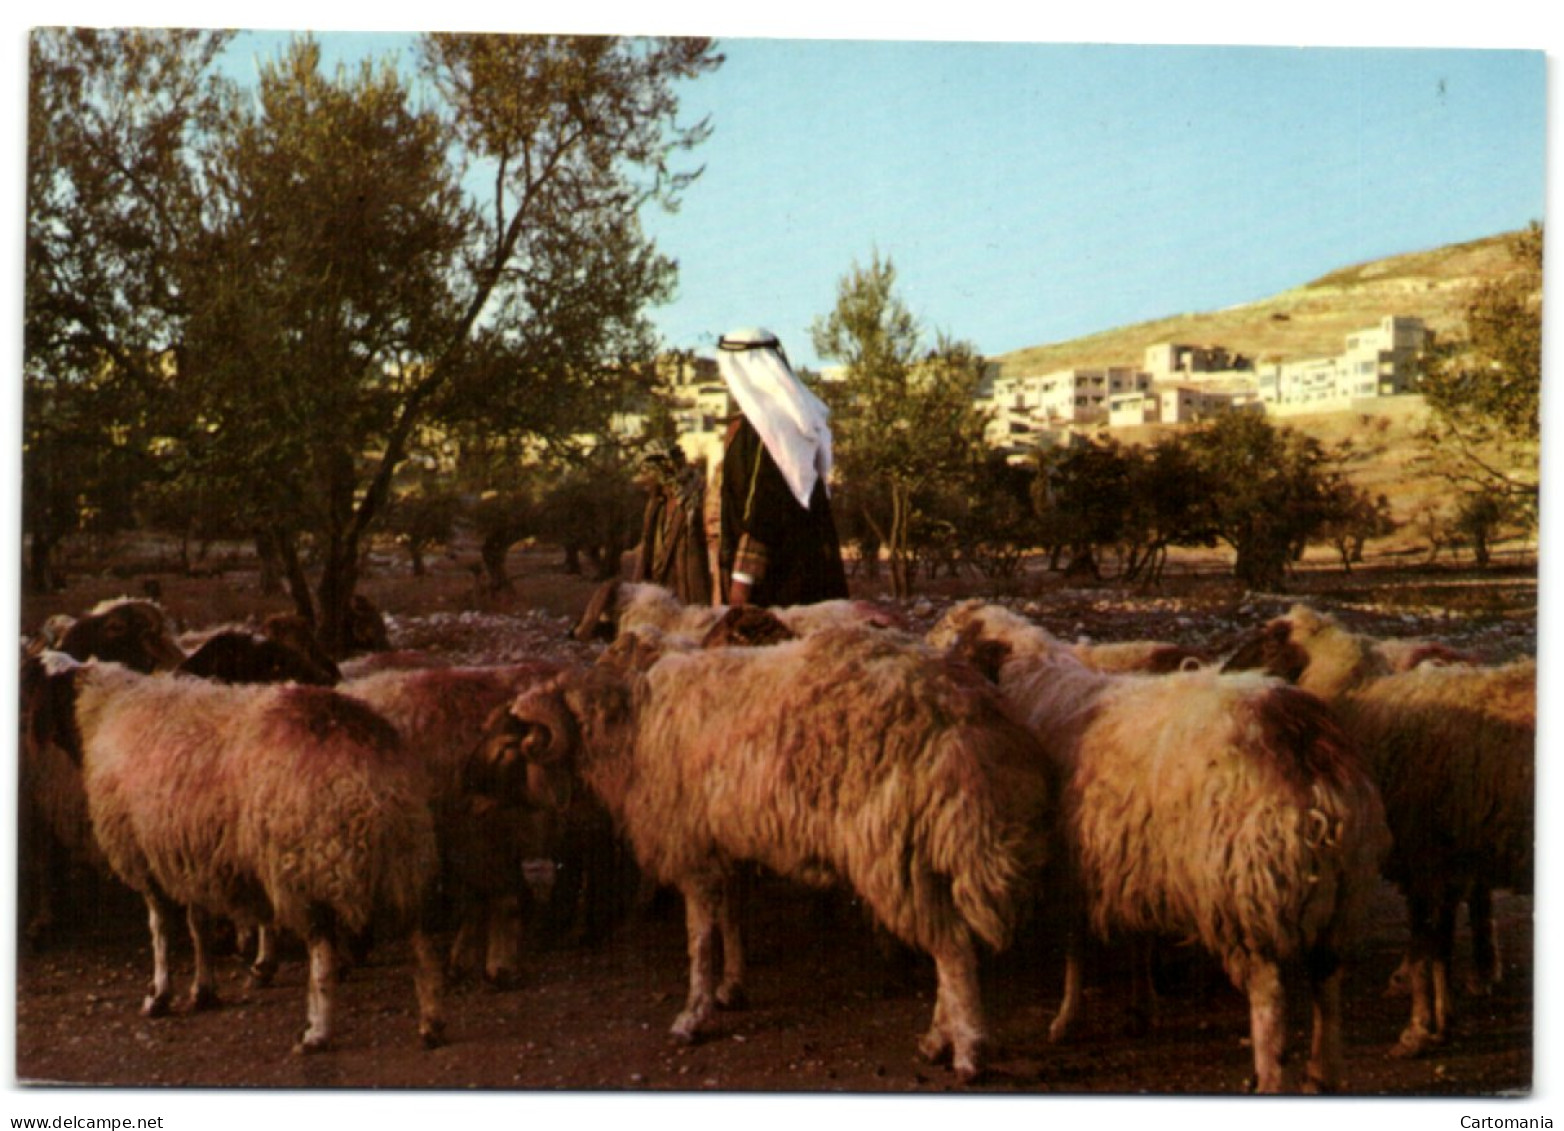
[341, 661, 627, 983]
[470, 625, 1056, 1082]
[929, 601, 1390, 1093]
[57, 598, 187, 672]
[178, 630, 341, 687]
[25, 654, 447, 1053]
[1222, 604, 1534, 1058]
[19, 599, 188, 944]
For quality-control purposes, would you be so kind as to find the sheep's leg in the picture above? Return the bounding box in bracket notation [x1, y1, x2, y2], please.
[1429, 893, 1459, 1039]
[1243, 957, 1288, 1094]
[448, 905, 483, 983]
[484, 893, 522, 990]
[715, 885, 748, 1010]
[294, 906, 339, 1054]
[920, 937, 988, 1083]
[410, 925, 448, 1049]
[186, 906, 222, 1011]
[670, 878, 721, 1043]
[1465, 884, 1501, 996]
[1048, 930, 1085, 1043]
[1303, 947, 1344, 1093]
[1392, 892, 1442, 1057]
[140, 891, 178, 1018]
[249, 926, 279, 988]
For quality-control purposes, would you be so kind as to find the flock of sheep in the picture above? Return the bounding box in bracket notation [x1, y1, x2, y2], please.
[17, 579, 1536, 1093]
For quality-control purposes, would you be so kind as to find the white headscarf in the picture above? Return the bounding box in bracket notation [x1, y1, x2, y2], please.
[716, 328, 833, 508]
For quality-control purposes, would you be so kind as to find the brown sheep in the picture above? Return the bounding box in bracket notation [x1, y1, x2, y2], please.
[1223, 604, 1534, 1058]
[341, 661, 629, 984]
[930, 601, 1390, 1093]
[469, 626, 1056, 1082]
[25, 654, 446, 1053]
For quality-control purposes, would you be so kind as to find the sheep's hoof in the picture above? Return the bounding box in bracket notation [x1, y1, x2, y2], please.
[716, 984, 748, 1011]
[1389, 1028, 1440, 1059]
[420, 1021, 447, 1050]
[188, 986, 221, 1012]
[669, 1013, 705, 1045]
[483, 968, 516, 993]
[248, 963, 278, 989]
[141, 993, 171, 1019]
[918, 1028, 953, 1066]
[952, 1040, 989, 1084]
[292, 1032, 331, 1056]
[1300, 1074, 1335, 1095]
[1462, 975, 1495, 998]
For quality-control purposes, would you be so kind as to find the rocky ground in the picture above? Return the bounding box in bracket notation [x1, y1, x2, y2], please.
[9, 547, 1546, 1122]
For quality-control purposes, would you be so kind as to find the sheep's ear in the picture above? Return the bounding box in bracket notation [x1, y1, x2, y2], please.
[22, 661, 84, 764]
[950, 622, 1010, 684]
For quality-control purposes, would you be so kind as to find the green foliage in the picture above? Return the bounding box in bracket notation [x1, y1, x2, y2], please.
[25, 29, 721, 645]
[1183, 411, 1344, 591]
[24, 29, 236, 591]
[1418, 222, 1542, 517]
[811, 251, 989, 596]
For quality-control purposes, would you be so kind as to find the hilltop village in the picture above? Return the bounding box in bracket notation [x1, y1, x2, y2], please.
[651, 314, 1431, 469]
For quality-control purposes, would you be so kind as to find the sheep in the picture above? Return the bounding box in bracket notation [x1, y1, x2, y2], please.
[24, 653, 447, 1053]
[177, 630, 341, 687]
[929, 600, 1390, 1093]
[469, 625, 1057, 1082]
[340, 661, 628, 984]
[19, 599, 189, 945]
[1222, 604, 1535, 1058]
[1068, 637, 1207, 674]
[58, 598, 187, 672]
[570, 579, 905, 645]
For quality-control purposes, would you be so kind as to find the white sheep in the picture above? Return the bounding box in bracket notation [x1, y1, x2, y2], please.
[26, 654, 447, 1053]
[929, 600, 1390, 1093]
[469, 625, 1056, 1082]
[1222, 604, 1534, 1058]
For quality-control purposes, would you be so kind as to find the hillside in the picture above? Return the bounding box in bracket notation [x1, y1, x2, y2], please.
[992, 230, 1525, 375]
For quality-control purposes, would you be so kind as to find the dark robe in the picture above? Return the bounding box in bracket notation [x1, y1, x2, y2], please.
[717, 417, 849, 607]
[631, 464, 711, 606]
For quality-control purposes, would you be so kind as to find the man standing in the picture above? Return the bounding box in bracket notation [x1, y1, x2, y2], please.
[629, 440, 711, 606]
[710, 327, 849, 607]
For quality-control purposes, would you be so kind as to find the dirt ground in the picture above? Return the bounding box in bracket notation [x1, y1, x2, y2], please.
[8, 544, 1544, 1109]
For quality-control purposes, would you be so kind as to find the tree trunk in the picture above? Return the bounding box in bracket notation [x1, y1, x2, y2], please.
[316, 535, 361, 658]
[481, 531, 516, 594]
[888, 484, 913, 599]
[26, 533, 61, 595]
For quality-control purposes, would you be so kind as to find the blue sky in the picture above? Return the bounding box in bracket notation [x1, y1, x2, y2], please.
[215, 24, 1545, 371]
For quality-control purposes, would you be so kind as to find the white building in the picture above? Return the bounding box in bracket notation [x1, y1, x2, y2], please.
[1258, 315, 1429, 413]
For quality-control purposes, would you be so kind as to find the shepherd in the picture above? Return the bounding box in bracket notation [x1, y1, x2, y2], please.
[707, 327, 849, 608]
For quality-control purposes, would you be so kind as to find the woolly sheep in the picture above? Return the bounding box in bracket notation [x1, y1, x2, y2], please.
[19, 600, 188, 944]
[469, 625, 1056, 1082]
[1223, 604, 1534, 1058]
[929, 600, 1390, 1093]
[570, 579, 905, 645]
[341, 661, 627, 984]
[26, 654, 447, 1053]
